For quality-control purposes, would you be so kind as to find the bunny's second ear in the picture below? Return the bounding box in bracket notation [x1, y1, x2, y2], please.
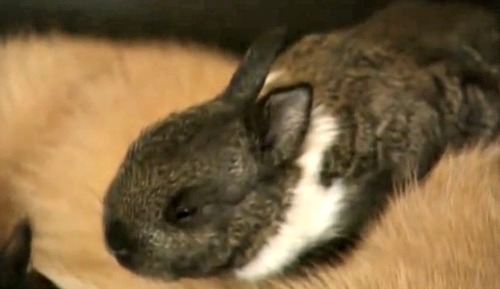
[0, 220, 32, 289]
[253, 84, 313, 165]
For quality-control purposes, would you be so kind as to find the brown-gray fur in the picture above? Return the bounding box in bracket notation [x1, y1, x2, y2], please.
[103, 0, 500, 282]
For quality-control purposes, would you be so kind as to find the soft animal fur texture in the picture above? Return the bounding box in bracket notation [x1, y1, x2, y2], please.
[251, 143, 500, 289]
[0, 0, 403, 253]
[0, 33, 240, 289]
[0, 1, 499, 288]
[102, 0, 500, 282]
[0, 34, 499, 288]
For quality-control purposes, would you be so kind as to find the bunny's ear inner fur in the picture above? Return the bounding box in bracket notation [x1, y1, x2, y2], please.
[253, 84, 313, 165]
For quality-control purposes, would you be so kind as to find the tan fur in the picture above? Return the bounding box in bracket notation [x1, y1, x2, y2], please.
[0, 33, 499, 289]
[0, 34, 238, 289]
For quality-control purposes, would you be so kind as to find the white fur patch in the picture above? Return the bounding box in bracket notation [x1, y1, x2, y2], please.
[235, 106, 348, 281]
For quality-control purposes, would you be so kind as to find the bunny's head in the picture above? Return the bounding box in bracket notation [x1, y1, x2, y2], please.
[103, 28, 335, 281]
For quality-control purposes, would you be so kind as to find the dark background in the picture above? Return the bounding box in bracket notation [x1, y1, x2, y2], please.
[0, 0, 498, 54]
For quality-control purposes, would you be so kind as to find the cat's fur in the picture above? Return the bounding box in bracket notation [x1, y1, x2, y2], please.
[0, 33, 238, 289]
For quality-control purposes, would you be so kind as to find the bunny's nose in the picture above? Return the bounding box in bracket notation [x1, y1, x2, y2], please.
[104, 219, 137, 267]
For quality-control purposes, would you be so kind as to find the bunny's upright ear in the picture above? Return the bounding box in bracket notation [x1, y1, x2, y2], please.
[0, 220, 32, 289]
[222, 27, 290, 105]
[222, 27, 314, 165]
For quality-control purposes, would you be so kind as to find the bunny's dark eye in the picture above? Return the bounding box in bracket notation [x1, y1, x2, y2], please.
[164, 188, 208, 229]
[174, 206, 198, 222]
[163, 183, 236, 229]
[164, 197, 200, 228]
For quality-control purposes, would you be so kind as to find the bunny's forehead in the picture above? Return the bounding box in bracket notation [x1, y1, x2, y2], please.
[129, 104, 249, 159]
[136, 101, 239, 146]
[117, 103, 261, 191]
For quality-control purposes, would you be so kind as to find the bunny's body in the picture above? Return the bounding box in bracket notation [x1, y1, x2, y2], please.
[102, 0, 500, 282]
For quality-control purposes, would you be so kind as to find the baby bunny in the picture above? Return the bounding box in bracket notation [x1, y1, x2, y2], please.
[103, 0, 500, 283]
